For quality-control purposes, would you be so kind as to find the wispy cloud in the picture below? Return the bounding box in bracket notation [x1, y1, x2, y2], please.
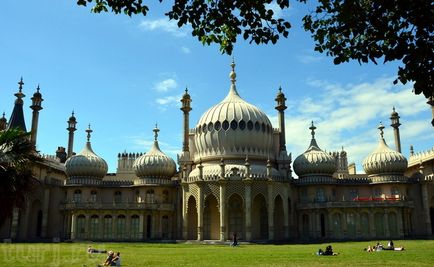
[153, 78, 177, 92]
[268, 77, 431, 176]
[126, 135, 181, 158]
[139, 18, 187, 37]
[155, 93, 183, 111]
[181, 46, 191, 54]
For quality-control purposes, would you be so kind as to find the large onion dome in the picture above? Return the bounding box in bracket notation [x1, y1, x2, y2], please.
[293, 122, 337, 178]
[65, 125, 108, 179]
[133, 125, 176, 178]
[194, 60, 273, 161]
[362, 123, 407, 176]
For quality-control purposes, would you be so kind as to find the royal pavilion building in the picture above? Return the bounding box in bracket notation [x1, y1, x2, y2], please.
[0, 62, 433, 242]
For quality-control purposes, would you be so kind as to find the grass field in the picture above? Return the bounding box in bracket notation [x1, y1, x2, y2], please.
[1, 240, 434, 266]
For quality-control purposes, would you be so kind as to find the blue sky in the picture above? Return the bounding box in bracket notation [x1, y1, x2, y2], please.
[1, 1, 432, 174]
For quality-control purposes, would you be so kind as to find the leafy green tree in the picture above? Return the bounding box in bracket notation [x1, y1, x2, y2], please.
[76, 0, 433, 100]
[0, 128, 40, 226]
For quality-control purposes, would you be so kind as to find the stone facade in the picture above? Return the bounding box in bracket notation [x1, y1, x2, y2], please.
[1, 66, 433, 242]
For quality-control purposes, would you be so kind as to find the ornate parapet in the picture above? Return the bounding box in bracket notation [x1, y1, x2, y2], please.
[408, 147, 434, 167]
[60, 201, 174, 211]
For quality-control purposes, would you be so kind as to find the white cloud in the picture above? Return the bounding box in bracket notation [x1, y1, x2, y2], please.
[181, 46, 191, 54]
[139, 18, 187, 37]
[270, 77, 431, 176]
[296, 54, 323, 64]
[153, 78, 177, 92]
[156, 95, 179, 105]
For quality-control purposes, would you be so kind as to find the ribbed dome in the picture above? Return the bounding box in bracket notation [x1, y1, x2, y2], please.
[194, 61, 273, 161]
[362, 123, 407, 176]
[65, 126, 108, 179]
[293, 122, 337, 177]
[133, 126, 176, 179]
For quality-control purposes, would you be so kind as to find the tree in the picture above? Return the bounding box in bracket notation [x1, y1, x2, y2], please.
[76, 0, 433, 100]
[0, 128, 40, 227]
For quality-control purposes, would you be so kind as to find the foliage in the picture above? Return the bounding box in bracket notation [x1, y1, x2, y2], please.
[301, 0, 434, 98]
[76, 0, 433, 101]
[0, 128, 40, 226]
[1, 240, 434, 266]
[76, 0, 291, 54]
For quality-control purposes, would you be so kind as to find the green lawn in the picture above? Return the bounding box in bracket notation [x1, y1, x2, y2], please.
[1, 240, 434, 266]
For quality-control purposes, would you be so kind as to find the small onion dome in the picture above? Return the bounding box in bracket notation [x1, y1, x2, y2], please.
[65, 125, 108, 179]
[133, 125, 176, 178]
[362, 123, 407, 176]
[293, 122, 337, 177]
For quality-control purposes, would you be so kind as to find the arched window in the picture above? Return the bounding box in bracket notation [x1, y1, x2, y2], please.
[316, 188, 325, 202]
[103, 215, 113, 239]
[146, 189, 155, 203]
[131, 215, 140, 239]
[90, 215, 99, 239]
[247, 120, 254, 130]
[76, 214, 86, 239]
[214, 121, 221, 131]
[114, 191, 122, 203]
[73, 189, 82, 203]
[90, 190, 97, 202]
[239, 120, 246, 130]
[162, 190, 169, 203]
[117, 215, 126, 239]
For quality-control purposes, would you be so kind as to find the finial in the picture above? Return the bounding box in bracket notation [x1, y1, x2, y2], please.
[309, 121, 316, 139]
[410, 145, 414, 156]
[393, 106, 396, 112]
[36, 84, 40, 92]
[153, 123, 160, 141]
[18, 77, 24, 92]
[185, 87, 188, 94]
[71, 110, 75, 117]
[378, 122, 385, 139]
[230, 57, 236, 85]
[279, 86, 282, 93]
[86, 124, 93, 142]
[2, 112, 5, 118]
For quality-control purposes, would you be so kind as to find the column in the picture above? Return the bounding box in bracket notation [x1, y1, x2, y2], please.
[70, 213, 76, 240]
[197, 183, 204, 241]
[283, 195, 289, 239]
[369, 211, 375, 238]
[139, 214, 144, 240]
[126, 214, 131, 239]
[219, 181, 226, 241]
[182, 185, 188, 239]
[327, 212, 333, 239]
[245, 182, 252, 241]
[356, 213, 361, 237]
[267, 182, 274, 240]
[41, 188, 50, 238]
[342, 212, 348, 239]
[21, 201, 31, 239]
[85, 214, 90, 239]
[421, 183, 432, 235]
[384, 209, 390, 238]
[397, 208, 404, 238]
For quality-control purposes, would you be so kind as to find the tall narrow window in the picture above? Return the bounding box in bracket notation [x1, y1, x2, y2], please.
[117, 215, 126, 240]
[114, 191, 122, 203]
[73, 190, 82, 203]
[146, 189, 155, 203]
[90, 190, 97, 202]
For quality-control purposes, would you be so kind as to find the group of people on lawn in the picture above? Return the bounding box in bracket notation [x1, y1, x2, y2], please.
[366, 240, 404, 252]
[88, 246, 121, 266]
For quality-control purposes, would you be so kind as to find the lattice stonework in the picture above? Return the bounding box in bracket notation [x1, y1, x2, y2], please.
[203, 183, 220, 204]
[272, 182, 286, 200]
[226, 181, 246, 200]
[251, 182, 267, 199]
[184, 183, 199, 211]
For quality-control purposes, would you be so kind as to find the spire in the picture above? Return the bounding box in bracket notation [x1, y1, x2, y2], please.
[307, 121, 320, 149]
[7, 77, 27, 131]
[86, 124, 92, 142]
[378, 122, 385, 139]
[225, 58, 241, 100]
[0, 112, 7, 131]
[153, 123, 160, 141]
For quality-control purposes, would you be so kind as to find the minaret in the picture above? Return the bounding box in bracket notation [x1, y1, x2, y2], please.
[67, 111, 77, 158]
[275, 86, 287, 151]
[7, 78, 27, 131]
[0, 112, 7, 131]
[30, 84, 43, 147]
[390, 107, 402, 153]
[180, 88, 192, 152]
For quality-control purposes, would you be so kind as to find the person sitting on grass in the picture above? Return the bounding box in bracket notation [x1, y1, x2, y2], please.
[366, 245, 373, 252]
[383, 240, 395, 250]
[103, 251, 114, 266]
[111, 252, 121, 266]
[322, 245, 338, 256]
